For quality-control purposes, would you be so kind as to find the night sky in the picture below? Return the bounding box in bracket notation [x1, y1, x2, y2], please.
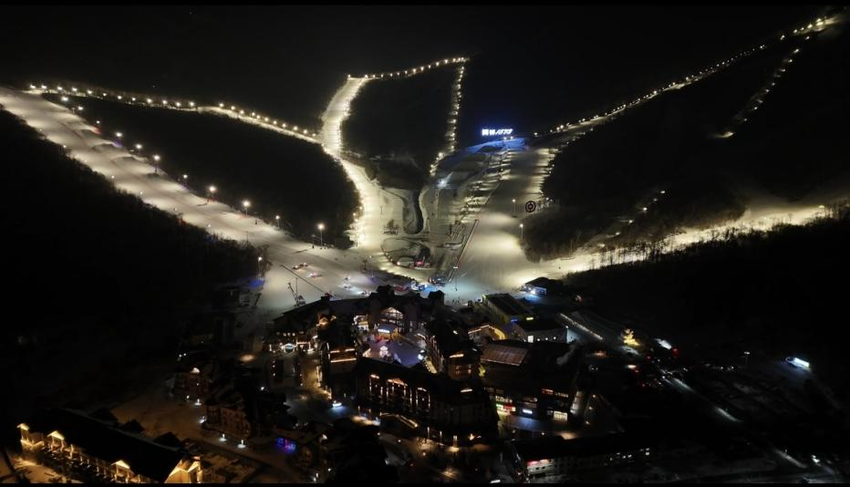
[1, 5, 816, 143]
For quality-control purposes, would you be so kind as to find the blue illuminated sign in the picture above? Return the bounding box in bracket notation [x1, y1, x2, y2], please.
[481, 128, 513, 137]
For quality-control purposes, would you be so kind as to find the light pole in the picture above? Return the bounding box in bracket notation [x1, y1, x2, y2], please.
[275, 215, 281, 229]
[744, 351, 750, 367]
[512, 198, 516, 217]
[257, 256, 263, 275]
[519, 223, 524, 241]
[243, 200, 251, 216]
[207, 185, 216, 202]
[153, 154, 161, 174]
[453, 265, 459, 293]
[317, 223, 325, 247]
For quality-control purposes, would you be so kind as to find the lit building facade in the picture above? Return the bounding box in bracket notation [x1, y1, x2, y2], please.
[481, 340, 582, 424]
[505, 434, 653, 483]
[352, 358, 498, 446]
[480, 293, 535, 326]
[424, 319, 479, 381]
[18, 408, 202, 483]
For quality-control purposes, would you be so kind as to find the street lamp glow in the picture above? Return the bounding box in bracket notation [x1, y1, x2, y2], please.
[135, 143, 143, 150]
[115, 132, 123, 138]
[209, 185, 217, 194]
[153, 155, 161, 162]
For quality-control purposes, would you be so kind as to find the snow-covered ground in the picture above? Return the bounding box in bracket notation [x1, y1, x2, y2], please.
[3, 28, 842, 312]
[0, 87, 377, 316]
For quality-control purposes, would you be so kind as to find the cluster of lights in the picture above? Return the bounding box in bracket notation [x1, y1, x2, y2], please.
[790, 15, 831, 36]
[353, 56, 468, 80]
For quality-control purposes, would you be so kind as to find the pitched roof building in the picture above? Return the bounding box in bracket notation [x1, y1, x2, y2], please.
[18, 408, 202, 483]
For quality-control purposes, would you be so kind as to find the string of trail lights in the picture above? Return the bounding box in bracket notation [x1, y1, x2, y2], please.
[429, 63, 466, 177]
[43, 94, 299, 235]
[603, 15, 836, 247]
[543, 43, 768, 137]
[721, 37, 813, 138]
[542, 12, 837, 137]
[581, 15, 836, 254]
[26, 84, 321, 142]
[531, 15, 835, 257]
[351, 56, 467, 80]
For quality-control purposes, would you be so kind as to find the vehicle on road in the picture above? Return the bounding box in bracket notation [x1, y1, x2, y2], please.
[309, 272, 320, 278]
[429, 274, 447, 286]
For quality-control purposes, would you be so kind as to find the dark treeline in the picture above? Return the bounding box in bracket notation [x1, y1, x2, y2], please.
[525, 24, 850, 261]
[565, 202, 850, 402]
[523, 41, 792, 262]
[44, 95, 359, 244]
[0, 109, 260, 444]
[343, 66, 456, 190]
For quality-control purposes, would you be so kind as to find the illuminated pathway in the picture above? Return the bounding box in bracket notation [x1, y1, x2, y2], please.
[4, 14, 842, 309]
[319, 75, 435, 283]
[319, 76, 393, 254]
[1, 81, 831, 310]
[0, 87, 380, 315]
